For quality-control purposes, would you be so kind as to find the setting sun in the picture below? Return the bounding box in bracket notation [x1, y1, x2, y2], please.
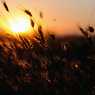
[7, 15, 31, 35]
[9, 17, 30, 33]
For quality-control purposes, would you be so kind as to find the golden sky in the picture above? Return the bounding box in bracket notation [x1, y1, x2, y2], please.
[0, 0, 95, 36]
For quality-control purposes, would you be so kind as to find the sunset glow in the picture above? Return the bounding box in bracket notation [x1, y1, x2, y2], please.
[0, 0, 94, 36]
[7, 15, 31, 35]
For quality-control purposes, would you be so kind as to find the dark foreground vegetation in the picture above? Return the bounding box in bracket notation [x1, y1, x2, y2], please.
[0, 1, 95, 94]
[0, 26, 95, 95]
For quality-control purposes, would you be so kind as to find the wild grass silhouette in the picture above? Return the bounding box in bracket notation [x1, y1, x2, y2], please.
[0, 1, 95, 95]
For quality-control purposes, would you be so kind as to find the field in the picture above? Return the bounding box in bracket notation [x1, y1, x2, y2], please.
[0, 1, 95, 95]
[0, 28, 95, 95]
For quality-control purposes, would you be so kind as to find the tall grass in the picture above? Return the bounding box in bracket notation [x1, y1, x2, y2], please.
[0, 1, 95, 95]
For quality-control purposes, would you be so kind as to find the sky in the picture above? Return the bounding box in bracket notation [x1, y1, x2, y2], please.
[0, 0, 95, 36]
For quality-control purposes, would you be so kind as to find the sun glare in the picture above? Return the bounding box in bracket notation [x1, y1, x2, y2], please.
[8, 15, 31, 35]
[1, 10, 46, 37]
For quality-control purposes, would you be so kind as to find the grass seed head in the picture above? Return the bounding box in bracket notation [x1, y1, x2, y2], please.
[39, 11, 43, 19]
[30, 19, 35, 28]
[2, 0, 9, 12]
[88, 26, 94, 33]
[24, 9, 32, 17]
[79, 26, 88, 37]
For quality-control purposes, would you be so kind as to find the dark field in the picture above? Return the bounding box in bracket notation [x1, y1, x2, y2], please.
[0, 1, 95, 95]
[0, 29, 95, 95]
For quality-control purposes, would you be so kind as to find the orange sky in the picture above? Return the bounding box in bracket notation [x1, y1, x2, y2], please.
[0, 0, 95, 36]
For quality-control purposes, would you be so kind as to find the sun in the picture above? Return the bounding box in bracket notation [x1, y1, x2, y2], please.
[10, 17, 30, 33]
[7, 15, 31, 35]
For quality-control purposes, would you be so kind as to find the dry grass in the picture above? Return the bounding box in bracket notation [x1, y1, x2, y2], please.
[0, 1, 95, 95]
